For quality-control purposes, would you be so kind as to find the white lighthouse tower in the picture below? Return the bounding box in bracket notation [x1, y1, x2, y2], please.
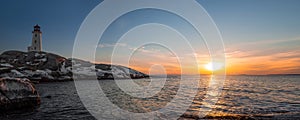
[28, 24, 42, 52]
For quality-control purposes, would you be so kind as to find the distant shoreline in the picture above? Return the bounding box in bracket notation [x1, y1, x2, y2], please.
[227, 74, 300, 76]
[155, 74, 300, 76]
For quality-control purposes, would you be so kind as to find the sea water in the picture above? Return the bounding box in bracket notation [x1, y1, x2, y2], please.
[1, 75, 299, 119]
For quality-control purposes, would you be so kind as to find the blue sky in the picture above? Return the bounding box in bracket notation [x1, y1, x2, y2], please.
[0, 0, 102, 55]
[200, 0, 300, 43]
[0, 0, 299, 74]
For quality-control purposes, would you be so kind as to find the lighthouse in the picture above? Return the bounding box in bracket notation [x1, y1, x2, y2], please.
[28, 24, 42, 52]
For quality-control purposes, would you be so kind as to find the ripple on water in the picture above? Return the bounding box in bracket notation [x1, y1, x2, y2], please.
[0, 75, 299, 119]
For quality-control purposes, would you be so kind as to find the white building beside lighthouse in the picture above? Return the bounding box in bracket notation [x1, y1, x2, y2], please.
[28, 24, 42, 52]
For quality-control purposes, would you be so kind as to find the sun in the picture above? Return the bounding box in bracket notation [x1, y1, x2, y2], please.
[205, 62, 223, 71]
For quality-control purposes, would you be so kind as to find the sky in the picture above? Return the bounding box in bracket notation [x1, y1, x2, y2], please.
[0, 0, 300, 75]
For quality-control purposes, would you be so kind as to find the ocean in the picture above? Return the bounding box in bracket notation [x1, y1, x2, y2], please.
[1, 75, 299, 119]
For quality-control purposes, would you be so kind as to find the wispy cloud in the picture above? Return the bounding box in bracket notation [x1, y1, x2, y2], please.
[230, 37, 300, 48]
[98, 43, 127, 48]
[226, 49, 300, 74]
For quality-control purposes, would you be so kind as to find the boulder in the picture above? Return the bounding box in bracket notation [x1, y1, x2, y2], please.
[0, 77, 40, 111]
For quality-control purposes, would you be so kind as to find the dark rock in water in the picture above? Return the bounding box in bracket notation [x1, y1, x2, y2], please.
[0, 77, 40, 111]
[44, 95, 52, 99]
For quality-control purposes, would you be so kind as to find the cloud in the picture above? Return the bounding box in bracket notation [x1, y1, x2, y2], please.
[98, 43, 127, 48]
[231, 37, 300, 48]
[226, 49, 300, 74]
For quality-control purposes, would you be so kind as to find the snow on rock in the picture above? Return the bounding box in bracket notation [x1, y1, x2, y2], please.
[22, 70, 34, 77]
[34, 58, 47, 62]
[0, 50, 149, 81]
[10, 70, 25, 78]
[111, 66, 130, 78]
[73, 63, 81, 67]
[29, 70, 55, 80]
[0, 77, 40, 111]
[72, 63, 149, 80]
[35, 70, 48, 76]
[59, 61, 69, 74]
[0, 63, 13, 68]
[73, 66, 96, 76]
[58, 76, 72, 81]
[34, 53, 45, 58]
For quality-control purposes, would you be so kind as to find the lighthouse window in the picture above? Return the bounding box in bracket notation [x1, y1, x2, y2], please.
[35, 34, 37, 37]
[34, 47, 36, 50]
[35, 40, 37, 43]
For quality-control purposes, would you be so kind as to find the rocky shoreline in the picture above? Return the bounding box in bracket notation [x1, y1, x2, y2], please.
[0, 50, 149, 110]
[0, 50, 149, 82]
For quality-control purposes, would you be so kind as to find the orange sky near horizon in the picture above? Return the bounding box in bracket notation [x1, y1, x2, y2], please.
[123, 42, 300, 75]
[225, 50, 300, 75]
[126, 53, 300, 75]
[97, 45, 300, 75]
